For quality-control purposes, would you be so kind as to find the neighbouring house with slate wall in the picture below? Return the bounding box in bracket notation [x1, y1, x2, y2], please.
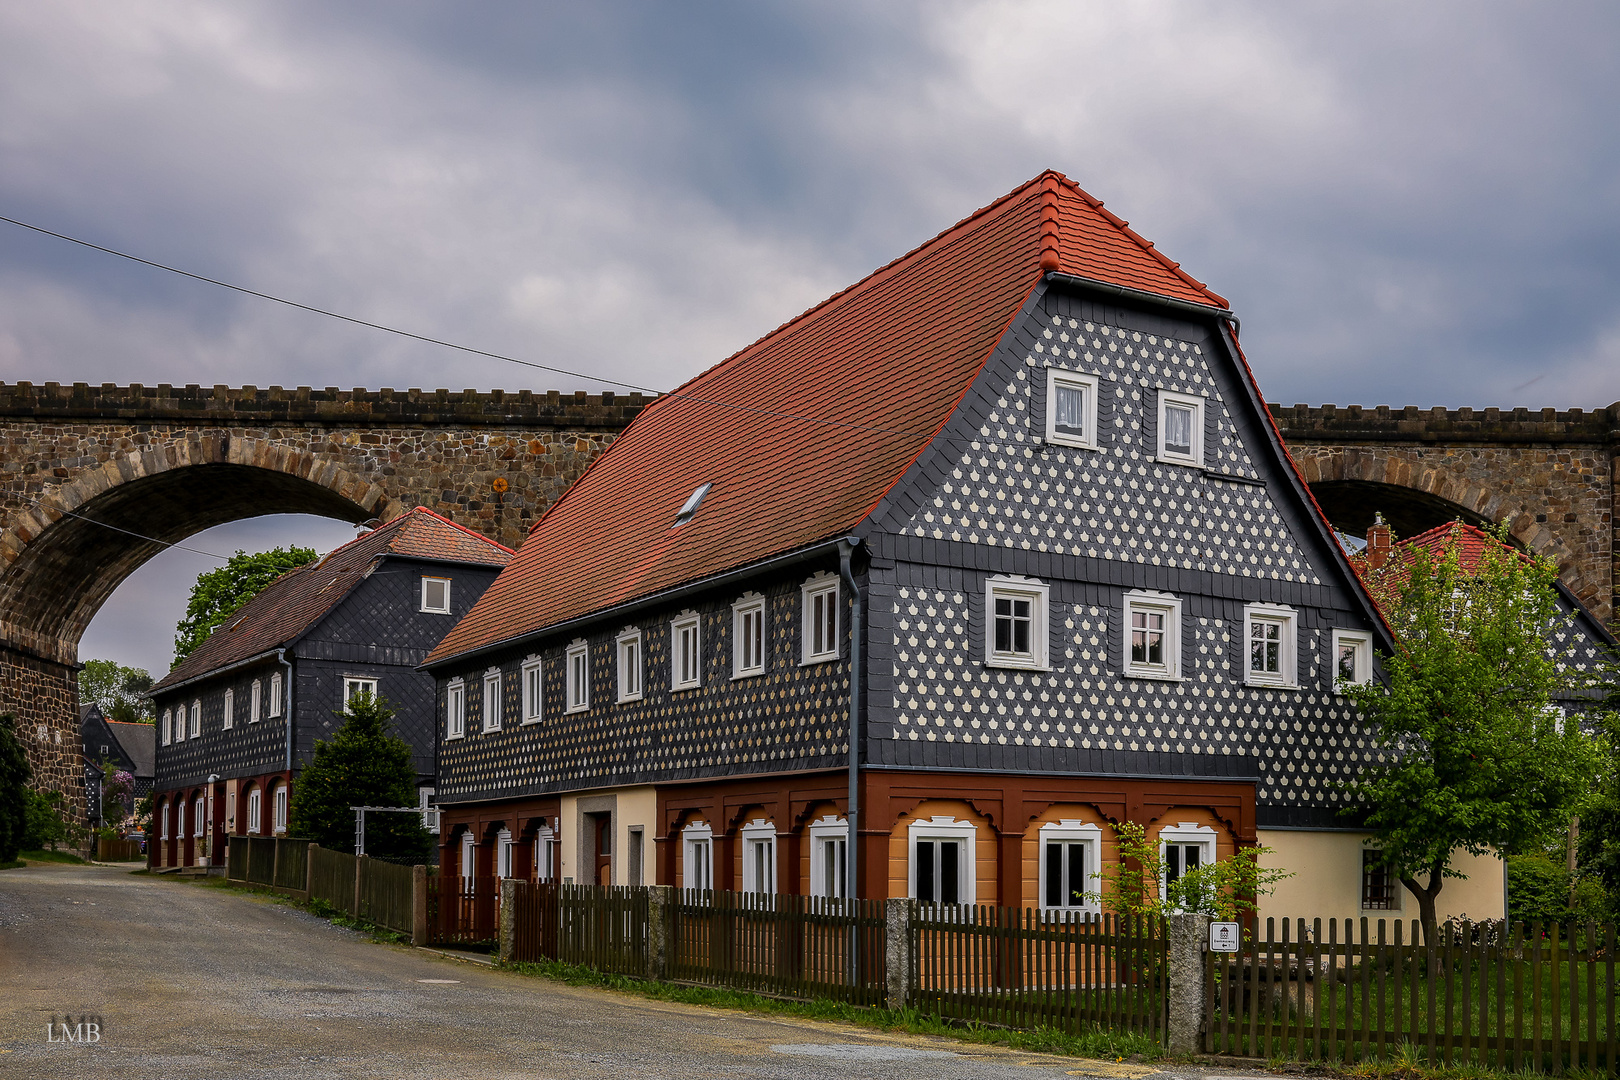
[80, 705, 154, 825]
[420, 172, 1506, 922]
[147, 507, 511, 870]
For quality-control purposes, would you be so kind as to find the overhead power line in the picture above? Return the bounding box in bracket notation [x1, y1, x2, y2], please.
[0, 213, 940, 442]
[10, 491, 230, 561]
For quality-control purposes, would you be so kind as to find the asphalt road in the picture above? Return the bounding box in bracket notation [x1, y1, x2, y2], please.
[0, 863, 1237, 1080]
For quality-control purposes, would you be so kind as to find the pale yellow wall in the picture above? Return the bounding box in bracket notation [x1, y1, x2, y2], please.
[559, 794, 578, 883]
[1258, 829, 1505, 930]
[615, 786, 657, 886]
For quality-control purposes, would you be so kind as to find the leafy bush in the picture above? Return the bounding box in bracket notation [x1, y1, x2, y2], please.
[0, 713, 29, 863]
[1507, 853, 1615, 926]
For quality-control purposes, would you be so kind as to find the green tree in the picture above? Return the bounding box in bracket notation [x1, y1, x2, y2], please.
[79, 659, 155, 723]
[0, 714, 31, 862]
[1344, 522, 1602, 942]
[1575, 709, 1620, 922]
[172, 547, 314, 666]
[1097, 820, 1290, 919]
[287, 693, 432, 860]
[23, 789, 69, 851]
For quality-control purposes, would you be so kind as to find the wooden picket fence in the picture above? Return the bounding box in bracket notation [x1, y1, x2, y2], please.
[356, 856, 415, 935]
[1205, 918, 1619, 1074]
[912, 906, 1167, 1038]
[668, 889, 886, 1004]
[309, 845, 356, 912]
[510, 881, 649, 976]
[428, 875, 500, 947]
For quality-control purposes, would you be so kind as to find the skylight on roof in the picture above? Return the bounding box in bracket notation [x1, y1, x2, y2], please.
[672, 483, 712, 528]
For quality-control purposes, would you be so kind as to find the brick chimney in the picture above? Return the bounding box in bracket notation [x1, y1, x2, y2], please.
[1365, 513, 1392, 570]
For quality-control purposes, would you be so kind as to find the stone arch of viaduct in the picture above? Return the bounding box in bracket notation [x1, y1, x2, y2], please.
[1271, 402, 1619, 628]
[1, 381, 644, 803]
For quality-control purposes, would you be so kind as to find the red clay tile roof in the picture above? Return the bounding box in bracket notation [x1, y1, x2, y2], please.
[154, 508, 512, 691]
[1348, 521, 1512, 612]
[426, 171, 1229, 666]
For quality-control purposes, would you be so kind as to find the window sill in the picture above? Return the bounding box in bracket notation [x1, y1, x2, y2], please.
[445, 732, 465, 741]
[617, 693, 644, 705]
[1038, 434, 1100, 452]
[799, 654, 838, 667]
[565, 705, 590, 715]
[671, 682, 702, 693]
[1121, 668, 1182, 683]
[482, 726, 502, 734]
[985, 657, 1051, 672]
[731, 670, 765, 681]
[1244, 679, 1299, 691]
[520, 717, 542, 726]
[1154, 455, 1204, 470]
[420, 607, 452, 615]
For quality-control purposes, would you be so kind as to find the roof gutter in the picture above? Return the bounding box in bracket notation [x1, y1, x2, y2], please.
[1044, 271, 1240, 336]
[420, 535, 859, 672]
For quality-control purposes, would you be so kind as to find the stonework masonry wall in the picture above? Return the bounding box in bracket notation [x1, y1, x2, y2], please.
[0, 382, 644, 820]
[1272, 402, 1619, 628]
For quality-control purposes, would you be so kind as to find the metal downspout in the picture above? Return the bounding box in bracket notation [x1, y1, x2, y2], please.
[279, 648, 294, 774]
[837, 538, 863, 900]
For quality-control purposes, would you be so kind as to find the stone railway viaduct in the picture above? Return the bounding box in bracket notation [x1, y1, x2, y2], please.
[0, 382, 645, 803]
[3, 382, 1615, 818]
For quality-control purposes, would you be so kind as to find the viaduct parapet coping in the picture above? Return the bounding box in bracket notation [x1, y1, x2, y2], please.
[0, 382, 649, 428]
[1269, 402, 1620, 444]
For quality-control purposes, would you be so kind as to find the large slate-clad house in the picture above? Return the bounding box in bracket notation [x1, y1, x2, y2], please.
[421, 172, 1501, 922]
[149, 507, 512, 869]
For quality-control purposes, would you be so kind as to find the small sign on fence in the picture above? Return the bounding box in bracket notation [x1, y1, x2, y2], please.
[1208, 921, 1240, 952]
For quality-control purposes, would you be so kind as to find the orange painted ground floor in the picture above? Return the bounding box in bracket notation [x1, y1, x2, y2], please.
[149, 771, 293, 869]
[436, 768, 1257, 913]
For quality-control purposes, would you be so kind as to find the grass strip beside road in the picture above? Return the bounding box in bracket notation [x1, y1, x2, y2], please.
[496, 956, 1166, 1063]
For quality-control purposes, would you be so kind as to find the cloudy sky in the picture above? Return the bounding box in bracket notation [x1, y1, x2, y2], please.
[3, 1, 1616, 676]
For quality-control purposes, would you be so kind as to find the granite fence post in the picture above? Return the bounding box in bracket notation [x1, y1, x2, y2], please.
[411, 864, 428, 947]
[1167, 913, 1211, 1055]
[646, 885, 672, 980]
[884, 898, 912, 1011]
[498, 878, 517, 963]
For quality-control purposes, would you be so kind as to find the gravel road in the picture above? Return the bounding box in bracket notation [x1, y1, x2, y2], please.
[0, 862, 1238, 1080]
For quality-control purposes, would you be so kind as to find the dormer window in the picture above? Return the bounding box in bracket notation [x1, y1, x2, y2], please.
[421, 576, 452, 614]
[672, 483, 712, 528]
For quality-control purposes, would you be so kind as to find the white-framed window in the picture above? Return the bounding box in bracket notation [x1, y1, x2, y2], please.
[1038, 821, 1103, 915]
[174, 799, 186, 839]
[521, 656, 543, 724]
[908, 816, 977, 905]
[616, 629, 643, 703]
[482, 669, 502, 732]
[246, 788, 261, 835]
[445, 678, 466, 739]
[535, 822, 557, 882]
[344, 677, 378, 705]
[1158, 822, 1217, 904]
[418, 786, 438, 834]
[1045, 368, 1099, 449]
[1123, 591, 1181, 680]
[249, 679, 262, 723]
[460, 831, 476, 883]
[1243, 604, 1298, 688]
[671, 612, 701, 691]
[161, 709, 172, 745]
[268, 673, 283, 717]
[1333, 629, 1373, 687]
[222, 689, 234, 730]
[985, 576, 1050, 670]
[1361, 849, 1402, 911]
[801, 574, 840, 664]
[421, 576, 451, 614]
[808, 815, 849, 899]
[496, 828, 514, 879]
[740, 819, 777, 895]
[193, 796, 205, 839]
[565, 639, 590, 712]
[682, 821, 714, 891]
[1156, 390, 1205, 466]
[272, 783, 287, 835]
[732, 593, 767, 678]
[159, 799, 170, 839]
[189, 701, 201, 739]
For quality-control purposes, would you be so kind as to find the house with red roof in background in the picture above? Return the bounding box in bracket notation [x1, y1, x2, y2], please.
[147, 507, 512, 871]
[420, 171, 1488, 925]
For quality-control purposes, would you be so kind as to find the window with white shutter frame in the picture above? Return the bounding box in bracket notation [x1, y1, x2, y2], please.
[521, 656, 543, 724]
[800, 575, 839, 664]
